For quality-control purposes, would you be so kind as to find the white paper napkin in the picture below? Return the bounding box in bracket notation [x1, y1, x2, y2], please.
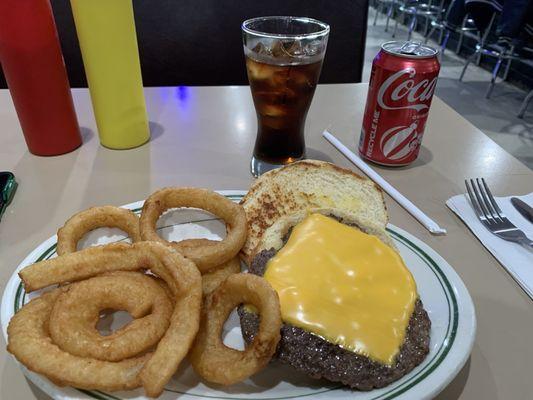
[446, 193, 533, 298]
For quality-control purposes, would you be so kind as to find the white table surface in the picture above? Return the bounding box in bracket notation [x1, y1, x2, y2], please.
[0, 84, 532, 400]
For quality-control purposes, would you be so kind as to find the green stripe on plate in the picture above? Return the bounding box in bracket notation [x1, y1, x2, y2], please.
[162, 386, 343, 400]
[76, 389, 121, 400]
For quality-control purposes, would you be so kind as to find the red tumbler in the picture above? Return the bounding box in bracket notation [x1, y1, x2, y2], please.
[0, 0, 81, 156]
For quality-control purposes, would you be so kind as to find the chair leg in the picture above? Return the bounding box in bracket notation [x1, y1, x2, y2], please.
[424, 26, 435, 43]
[502, 46, 514, 81]
[478, 13, 496, 66]
[392, 13, 400, 37]
[475, 50, 482, 65]
[503, 58, 512, 81]
[474, 33, 482, 65]
[459, 50, 478, 81]
[400, 6, 407, 25]
[423, 16, 431, 37]
[441, 30, 450, 55]
[455, 31, 464, 54]
[486, 57, 503, 99]
[408, 14, 417, 41]
[438, 26, 444, 43]
[517, 90, 533, 118]
[373, 1, 380, 26]
[385, 1, 395, 32]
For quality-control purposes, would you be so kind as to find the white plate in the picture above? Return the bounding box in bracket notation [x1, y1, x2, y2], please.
[1, 191, 476, 400]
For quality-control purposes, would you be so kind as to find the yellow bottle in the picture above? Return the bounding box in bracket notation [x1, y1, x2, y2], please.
[70, 0, 149, 149]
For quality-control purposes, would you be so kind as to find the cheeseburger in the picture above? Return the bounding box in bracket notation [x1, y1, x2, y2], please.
[239, 209, 430, 390]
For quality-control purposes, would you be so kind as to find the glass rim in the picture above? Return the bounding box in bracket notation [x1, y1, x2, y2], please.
[242, 16, 330, 40]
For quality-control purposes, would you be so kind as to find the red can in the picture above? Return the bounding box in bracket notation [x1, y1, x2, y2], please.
[359, 41, 440, 166]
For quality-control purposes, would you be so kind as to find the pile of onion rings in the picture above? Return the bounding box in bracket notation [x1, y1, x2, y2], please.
[6, 187, 282, 398]
[13, 242, 202, 397]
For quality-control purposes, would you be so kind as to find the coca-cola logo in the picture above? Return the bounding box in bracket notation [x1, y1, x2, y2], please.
[380, 122, 419, 161]
[377, 68, 437, 112]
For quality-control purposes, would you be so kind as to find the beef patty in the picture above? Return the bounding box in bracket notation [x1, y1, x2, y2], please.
[238, 240, 431, 390]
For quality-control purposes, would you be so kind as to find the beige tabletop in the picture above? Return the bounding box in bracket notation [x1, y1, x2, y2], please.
[0, 84, 532, 400]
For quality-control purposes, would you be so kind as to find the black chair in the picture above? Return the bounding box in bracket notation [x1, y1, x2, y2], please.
[0, 0, 369, 88]
[392, 0, 446, 41]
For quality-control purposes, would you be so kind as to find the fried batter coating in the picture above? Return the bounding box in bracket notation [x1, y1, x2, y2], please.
[140, 188, 247, 273]
[49, 271, 173, 361]
[7, 290, 149, 391]
[189, 273, 281, 385]
[57, 206, 141, 255]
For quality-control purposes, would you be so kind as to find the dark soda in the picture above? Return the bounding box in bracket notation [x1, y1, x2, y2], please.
[245, 56, 323, 165]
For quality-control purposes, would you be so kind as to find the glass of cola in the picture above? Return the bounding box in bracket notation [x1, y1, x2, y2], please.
[242, 16, 329, 177]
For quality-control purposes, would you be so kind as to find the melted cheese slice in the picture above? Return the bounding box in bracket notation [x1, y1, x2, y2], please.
[264, 213, 417, 365]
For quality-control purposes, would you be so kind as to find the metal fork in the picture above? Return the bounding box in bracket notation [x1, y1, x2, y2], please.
[465, 178, 533, 251]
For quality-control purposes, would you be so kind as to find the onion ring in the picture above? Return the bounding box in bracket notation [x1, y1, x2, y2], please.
[202, 257, 241, 296]
[57, 206, 141, 256]
[180, 238, 241, 295]
[16, 241, 202, 398]
[176, 238, 218, 252]
[20, 243, 140, 292]
[49, 271, 173, 362]
[139, 187, 247, 273]
[189, 273, 281, 385]
[7, 290, 149, 391]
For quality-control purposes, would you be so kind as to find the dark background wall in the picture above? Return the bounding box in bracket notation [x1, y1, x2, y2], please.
[0, 0, 369, 88]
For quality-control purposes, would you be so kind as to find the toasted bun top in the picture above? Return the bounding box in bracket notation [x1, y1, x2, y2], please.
[240, 160, 388, 262]
[254, 208, 395, 257]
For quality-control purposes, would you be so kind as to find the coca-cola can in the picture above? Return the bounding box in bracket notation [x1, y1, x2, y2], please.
[359, 41, 440, 166]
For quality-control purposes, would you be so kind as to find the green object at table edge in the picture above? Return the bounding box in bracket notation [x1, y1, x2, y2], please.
[0, 171, 17, 222]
